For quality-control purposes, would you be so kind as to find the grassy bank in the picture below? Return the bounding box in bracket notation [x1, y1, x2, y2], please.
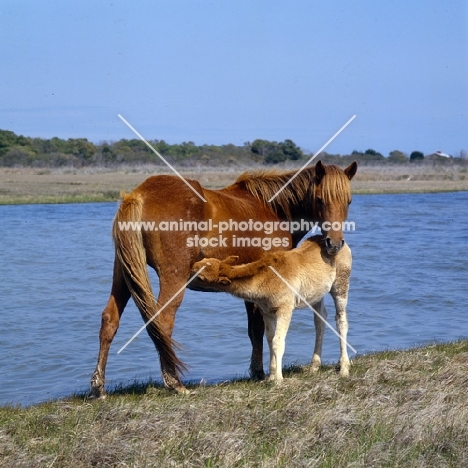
[1, 163, 467, 204]
[1, 340, 467, 467]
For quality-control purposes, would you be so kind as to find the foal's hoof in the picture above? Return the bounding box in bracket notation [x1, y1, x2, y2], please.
[266, 376, 284, 386]
[311, 356, 321, 372]
[335, 361, 350, 377]
[174, 386, 190, 395]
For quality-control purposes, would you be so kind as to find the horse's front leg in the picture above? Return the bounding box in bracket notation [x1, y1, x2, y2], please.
[90, 259, 130, 399]
[311, 299, 327, 372]
[245, 302, 266, 380]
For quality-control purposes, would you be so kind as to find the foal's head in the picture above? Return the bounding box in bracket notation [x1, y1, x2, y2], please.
[313, 161, 357, 255]
[193, 256, 239, 284]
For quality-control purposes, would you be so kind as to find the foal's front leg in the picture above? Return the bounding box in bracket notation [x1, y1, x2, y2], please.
[262, 306, 293, 383]
[331, 290, 350, 377]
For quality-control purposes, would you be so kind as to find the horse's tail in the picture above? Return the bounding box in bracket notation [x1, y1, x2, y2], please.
[112, 191, 186, 376]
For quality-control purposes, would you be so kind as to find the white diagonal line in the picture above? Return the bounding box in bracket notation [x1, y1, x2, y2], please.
[117, 266, 206, 354]
[268, 114, 356, 202]
[118, 114, 207, 202]
[268, 266, 357, 354]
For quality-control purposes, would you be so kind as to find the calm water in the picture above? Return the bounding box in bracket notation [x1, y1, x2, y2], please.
[1, 192, 467, 406]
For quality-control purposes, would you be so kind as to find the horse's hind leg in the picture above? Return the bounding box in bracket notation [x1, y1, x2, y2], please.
[311, 299, 327, 372]
[245, 302, 266, 380]
[151, 275, 188, 393]
[90, 258, 131, 399]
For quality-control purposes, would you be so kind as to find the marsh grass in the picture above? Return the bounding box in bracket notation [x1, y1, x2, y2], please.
[1, 163, 468, 204]
[1, 340, 467, 467]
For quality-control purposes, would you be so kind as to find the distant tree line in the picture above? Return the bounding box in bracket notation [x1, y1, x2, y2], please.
[0, 129, 466, 168]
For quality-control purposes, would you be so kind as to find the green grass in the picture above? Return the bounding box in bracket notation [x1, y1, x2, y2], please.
[1, 340, 467, 467]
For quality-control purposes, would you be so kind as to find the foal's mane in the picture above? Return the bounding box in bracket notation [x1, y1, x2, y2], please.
[234, 164, 351, 220]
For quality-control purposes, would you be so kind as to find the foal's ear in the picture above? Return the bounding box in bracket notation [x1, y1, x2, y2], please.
[315, 160, 326, 182]
[344, 161, 358, 180]
[223, 255, 239, 265]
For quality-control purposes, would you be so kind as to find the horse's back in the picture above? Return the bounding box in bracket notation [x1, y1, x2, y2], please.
[132, 175, 206, 215]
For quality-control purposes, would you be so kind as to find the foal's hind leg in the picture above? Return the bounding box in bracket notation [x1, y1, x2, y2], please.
[311, 299, 327, 372]
[90, 259, 131, 399]
[245, 302, 266, 380]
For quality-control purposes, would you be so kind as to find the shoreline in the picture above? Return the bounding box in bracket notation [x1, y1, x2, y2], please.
[1, 164, 467, 205]
[1, 340, 467, 466]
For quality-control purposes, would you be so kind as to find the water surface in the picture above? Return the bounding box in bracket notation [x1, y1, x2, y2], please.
[0, 192, 467, 406]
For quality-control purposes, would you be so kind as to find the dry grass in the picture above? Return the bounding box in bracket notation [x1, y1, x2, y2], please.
[0, 163, 467, 204]
[351, 163, 468, 194]
[0, 166, 240, 205]
[1, 340, 467, 467]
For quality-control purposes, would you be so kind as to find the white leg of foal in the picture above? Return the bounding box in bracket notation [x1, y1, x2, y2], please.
[311, 299, 327, 372]
[264, 308, 293, 383]
[334, 294, 350, 377]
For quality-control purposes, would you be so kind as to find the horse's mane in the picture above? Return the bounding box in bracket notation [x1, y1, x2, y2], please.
[234, 164, 351, 220]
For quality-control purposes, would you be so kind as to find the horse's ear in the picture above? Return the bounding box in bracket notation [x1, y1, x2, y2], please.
[218, 277, 232, 285]
[344, 161, 358, 180]
[223, 255, 239, 265]
[315, 160, 326, 182]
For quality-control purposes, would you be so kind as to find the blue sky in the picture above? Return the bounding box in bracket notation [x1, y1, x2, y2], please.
[1, 0, 467, 155]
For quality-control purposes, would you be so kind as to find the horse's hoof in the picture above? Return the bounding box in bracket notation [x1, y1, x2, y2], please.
[250, 369, 266, 381]
[88, 391, 107, 400]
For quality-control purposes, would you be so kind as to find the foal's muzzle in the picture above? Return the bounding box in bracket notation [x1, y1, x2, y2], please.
[325, 237, 345, 255]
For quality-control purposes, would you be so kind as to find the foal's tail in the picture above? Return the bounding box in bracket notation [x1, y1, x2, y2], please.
[112, 192, 186, 376]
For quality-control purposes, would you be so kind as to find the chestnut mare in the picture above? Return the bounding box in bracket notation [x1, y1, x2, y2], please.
[90, 160, 357, 397]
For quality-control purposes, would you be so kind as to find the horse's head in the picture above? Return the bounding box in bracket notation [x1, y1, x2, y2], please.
[193, 255, 239, 284]
[313, 160, 357, 255]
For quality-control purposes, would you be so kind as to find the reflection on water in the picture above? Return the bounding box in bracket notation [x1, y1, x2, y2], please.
[0, 192, 467, 406]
